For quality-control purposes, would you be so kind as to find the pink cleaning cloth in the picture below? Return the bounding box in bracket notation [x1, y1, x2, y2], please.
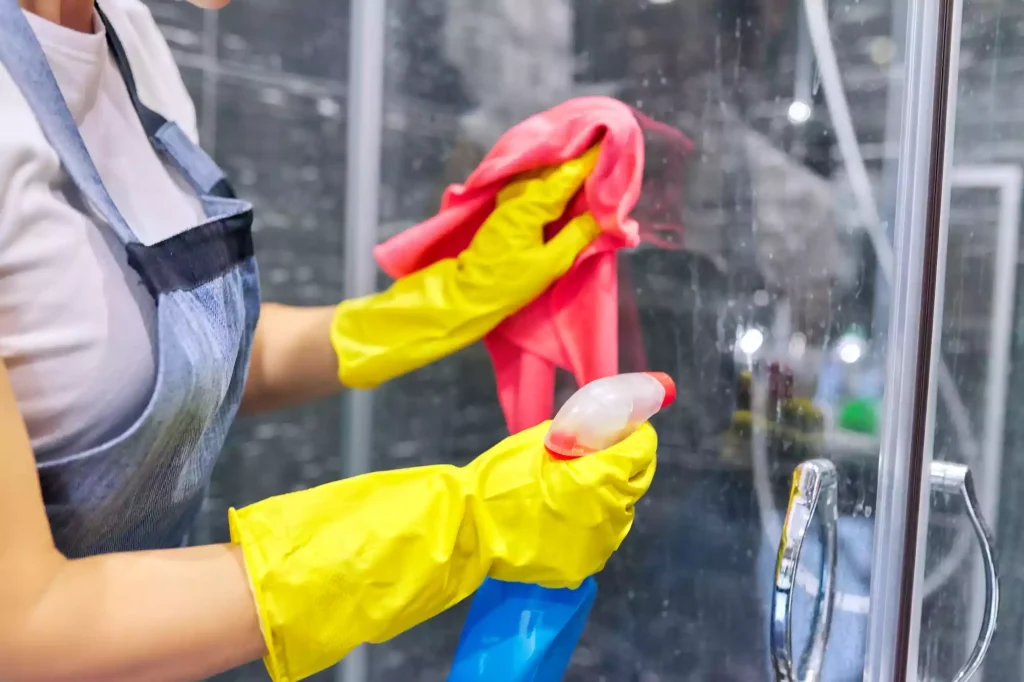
[374, 96, 691, 433]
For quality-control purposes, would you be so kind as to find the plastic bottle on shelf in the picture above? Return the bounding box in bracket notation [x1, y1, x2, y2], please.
[544, 372, 676, 459]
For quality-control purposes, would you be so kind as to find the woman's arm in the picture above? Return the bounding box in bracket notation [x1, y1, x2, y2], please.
[0, 360, 266, 682]
[240, 302, 341, 414]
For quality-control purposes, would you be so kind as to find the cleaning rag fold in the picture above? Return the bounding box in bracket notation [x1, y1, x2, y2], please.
[375, 96, 691, 432]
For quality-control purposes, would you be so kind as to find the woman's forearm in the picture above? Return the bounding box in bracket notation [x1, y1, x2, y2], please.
[241, 302, 342, 413]
[5, 544, 265, 682]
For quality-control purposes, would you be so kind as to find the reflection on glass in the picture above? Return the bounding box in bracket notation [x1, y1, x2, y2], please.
[919, 0, 1024, 679]
[145, 0, 1024, 678]
[373, 0, 907, 680]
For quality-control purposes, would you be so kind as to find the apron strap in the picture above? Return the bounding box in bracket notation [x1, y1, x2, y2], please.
[0, 0, 139, 245]
[95, 4, 168, 139]
[95, 5, 235, 199]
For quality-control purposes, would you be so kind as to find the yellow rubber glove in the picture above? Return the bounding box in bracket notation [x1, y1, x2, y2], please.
[332, 146, 603, 389]
[229, 420, 657, 682]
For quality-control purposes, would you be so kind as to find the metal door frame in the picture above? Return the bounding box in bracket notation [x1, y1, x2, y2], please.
[867, 0, 964, 681]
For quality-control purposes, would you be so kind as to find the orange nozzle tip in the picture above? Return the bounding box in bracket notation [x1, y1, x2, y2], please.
[645, 372, 676, 408]
[546, 447, 582, 461]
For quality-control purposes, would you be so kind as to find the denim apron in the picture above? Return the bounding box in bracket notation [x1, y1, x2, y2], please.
[0, 1, 260, 558]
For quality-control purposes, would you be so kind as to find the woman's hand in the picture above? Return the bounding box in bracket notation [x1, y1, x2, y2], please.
[230, 419, 657, 681]
[330, 147, 602, 389]
[468, 421, 657, 587]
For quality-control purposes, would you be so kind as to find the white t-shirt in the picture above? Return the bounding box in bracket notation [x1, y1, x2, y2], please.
[0, 0, 206, 455]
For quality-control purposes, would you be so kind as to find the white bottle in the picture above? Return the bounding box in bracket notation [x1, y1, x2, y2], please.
[544, 372, 676, 460]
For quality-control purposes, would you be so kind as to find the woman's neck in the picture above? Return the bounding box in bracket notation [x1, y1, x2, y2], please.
[20, 0, 95, 33]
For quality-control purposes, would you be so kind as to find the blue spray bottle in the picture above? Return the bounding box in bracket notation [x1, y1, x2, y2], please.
[448, 372, 676, 681]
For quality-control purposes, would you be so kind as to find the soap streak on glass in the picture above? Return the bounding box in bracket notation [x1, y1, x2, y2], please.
[137, 0, 1024, 679]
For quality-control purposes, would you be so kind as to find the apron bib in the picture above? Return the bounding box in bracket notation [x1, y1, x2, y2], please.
[0, 0, 260, 557]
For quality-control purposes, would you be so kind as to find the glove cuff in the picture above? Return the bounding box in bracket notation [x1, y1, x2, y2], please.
[330, 296, 383, 390]
[330, 264, 492, 389]
[228, 505, 297, 682]
[229, 467, 493, 681]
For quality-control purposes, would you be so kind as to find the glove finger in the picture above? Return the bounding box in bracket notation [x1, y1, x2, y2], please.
[534, 143, 601, 203]
[596, 448, 656, 513]
[495, 145, 602, 223]
[538, 212, 602, 276]
[468, 422, 552, 481]
[624, 453, 657, 501]
[591, 422, 658, 480]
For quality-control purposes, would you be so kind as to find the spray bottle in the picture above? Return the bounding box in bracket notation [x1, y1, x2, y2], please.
[448, 372, 675, 681]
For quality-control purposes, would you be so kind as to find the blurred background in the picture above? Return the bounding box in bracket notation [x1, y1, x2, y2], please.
[142, 0, 1024, 680]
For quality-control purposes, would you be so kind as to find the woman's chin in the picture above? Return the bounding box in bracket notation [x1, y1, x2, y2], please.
[185, 0, 231, 8]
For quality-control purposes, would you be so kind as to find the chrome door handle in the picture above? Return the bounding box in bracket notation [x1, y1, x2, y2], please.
[771, 459, 839, 682]
[768, 460, 998, 682]
[930, 462, 999, 682]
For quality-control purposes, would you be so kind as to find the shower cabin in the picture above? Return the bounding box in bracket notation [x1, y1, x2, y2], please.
[334, 0, 1015, 680]
[163, 0, 1024, 679]
[335, 0, 1017, 679]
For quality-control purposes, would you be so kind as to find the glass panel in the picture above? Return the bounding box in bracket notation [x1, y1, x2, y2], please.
[371, 0, 929, 681]
[145, 0, 960, 680]
[147, 1, 350, 680]
[916, 1, 1024, 680]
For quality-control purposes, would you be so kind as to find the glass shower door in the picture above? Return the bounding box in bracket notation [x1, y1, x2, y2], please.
[904, 0, 1024, 681]
[754, 2, 1003, 681]
[341, 0, 981, 681]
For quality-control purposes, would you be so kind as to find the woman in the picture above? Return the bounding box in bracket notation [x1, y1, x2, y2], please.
[0, 0, 658, 680]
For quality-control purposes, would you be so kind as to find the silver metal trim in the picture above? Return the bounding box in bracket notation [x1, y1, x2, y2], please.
[863, 0, 948, 678]
[902, 0, 964, 678]
[338, 1, 388, 681]
[771, 459, 839, 682]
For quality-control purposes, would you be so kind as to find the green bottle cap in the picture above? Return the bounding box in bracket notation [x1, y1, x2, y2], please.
[837, 398, 879, 435]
